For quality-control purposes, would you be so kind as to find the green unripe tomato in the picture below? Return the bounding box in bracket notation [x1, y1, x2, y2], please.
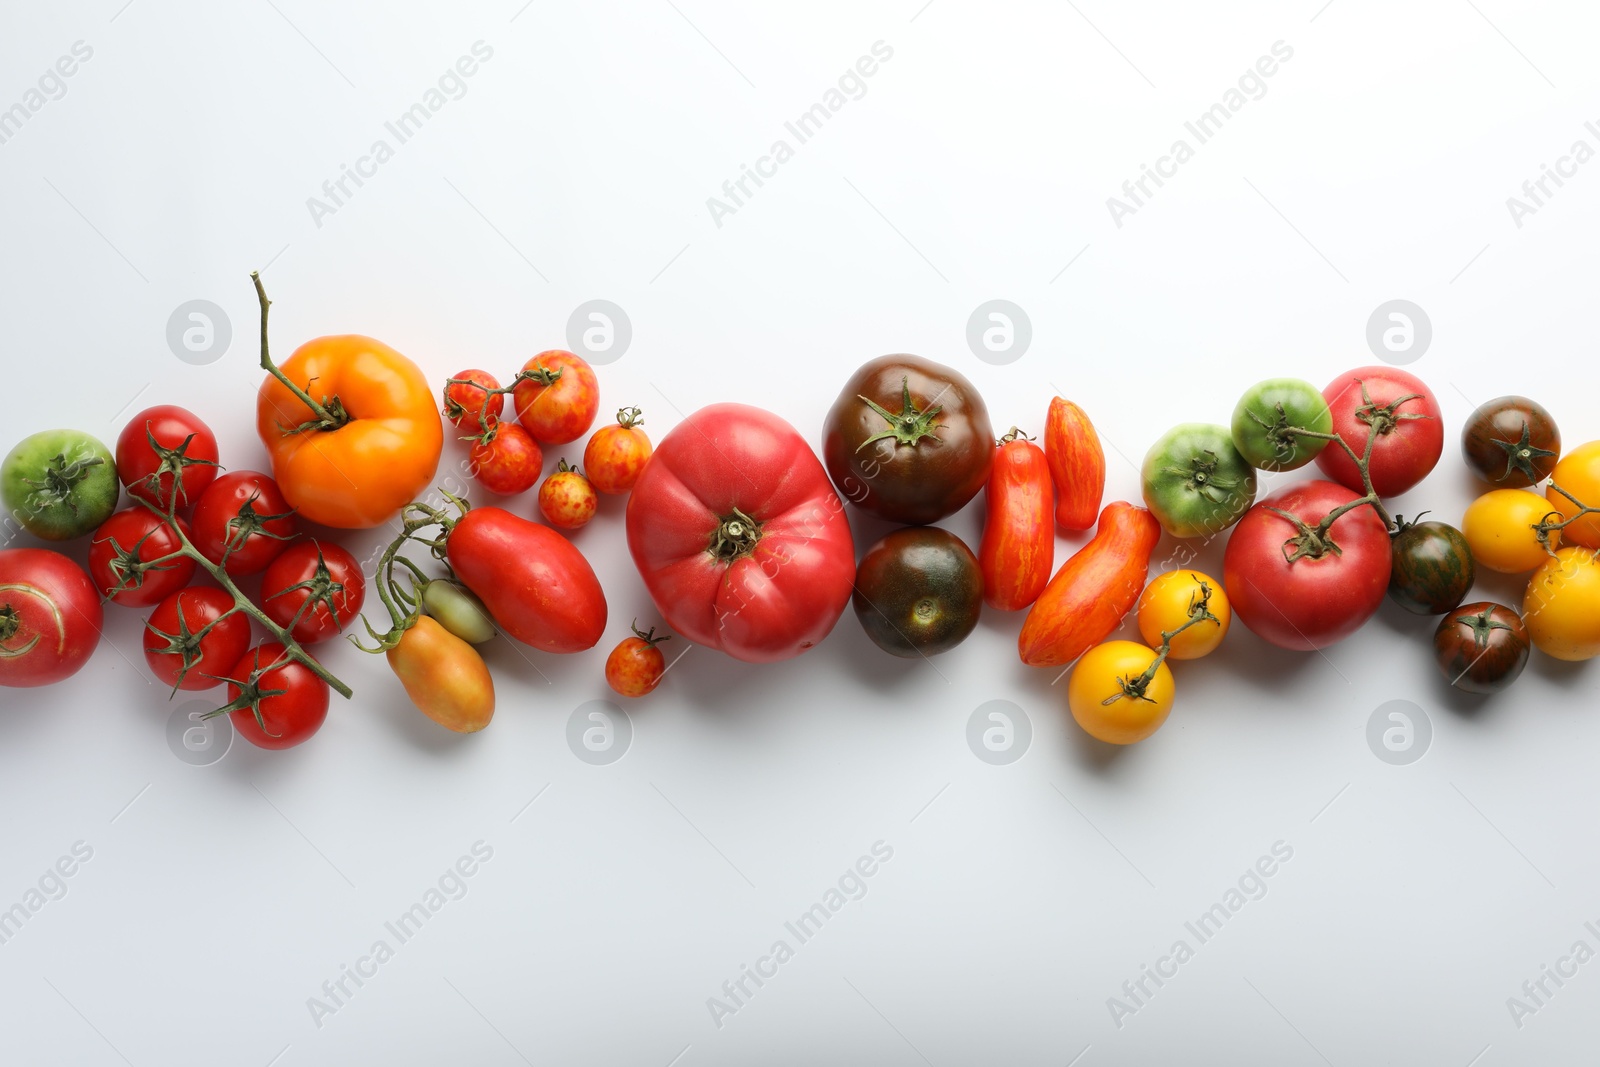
[1231, 378, 1333, 472]
[421, 579, 497, 644]
[1141, 423, 1257, 539]
[2, 430, 120, 541]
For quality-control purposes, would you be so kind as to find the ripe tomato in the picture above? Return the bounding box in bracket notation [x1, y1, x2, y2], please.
[0, 548, 102, 687]
[1462, 489, 1556, 574]
[1546, 440, 1600, 549]
[513, 350, 599, 445]
[1136, 569, 1230, 660]
[605, 623, 670, 697]
[88, 508, 196, 607]
[627, 403, 855, 662]
[1433, 602, 1529, 694]
[143, 586, 251, 691]
[1223, 481, 1391, 651]
[225, 642, 330, 749]
[1462, 396, 1560, 488]
[443, 369, 503, 429]
[853, 527, 983, 658]
[1141, 423, 1257, 538]
[1067, 640, 1175, 745]
[191, 471, 298, 576]
[115, 405, 219, 508]
[1044, 397, 1105, 532]
[583, 407, 652, 495]
[2, 429, 120, 541]
[979, 431, 1053, 611]
[386, 617, 495, 732]
[260, 540, 365, 644]
[1314, 367, 1443, 498]
[1524, 547, 1600, 661]
[538, 461, 597, 530]
[1388, 518, 1473, 615]
[468, 420, 543, 496]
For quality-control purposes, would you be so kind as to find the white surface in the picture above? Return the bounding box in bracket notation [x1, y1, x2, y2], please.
[2, 2, 1598, 1064]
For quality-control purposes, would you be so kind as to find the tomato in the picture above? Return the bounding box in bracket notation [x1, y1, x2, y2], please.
[447, 506, 606, 654]
[1231, 378, 1332, 472]
[191, 471, 298, 576]
[115, 405, 219, 508]
[1018, 502, 1161, 667]
[627, 403, 855, 662]
[260, 540, 364, 644]
[1223, 481, 1391, 651]
[583, 407, 653, 495]
[1142, 424, 1257, 538]
[1044, 397, 1104, 532]
[512, 350, 599, 445]
[1314, 367, 1443, 498]
[0, 549, 101, 687]
[1388, 518, 1474, 615]
[143, 586, 252, 691]
[1524, 547, 1600, 661]
[1546, 440, 1600, 549]
[420, 580, 496, 644]
[1067, 641, 1175, 745]
[979, 431, 1053, 611]
[1462, 396, 1559, 488]
[442, 369, 504, 430]
[224, 642, 330, 749]
[1462, 489, 1555, 574]
[822, 355, 993, 525]
[88, 508, 196, 607]
[386, 617, 494, 732]
[2, 429, 119, 541]
[468, 419, 542, 496]
[853, 527, 983, 658]
[538, 461, 597, 530]
[605, 622, 670, 697]
[1433, 602, 1529, 694]
[1136, 569, 1230, 660]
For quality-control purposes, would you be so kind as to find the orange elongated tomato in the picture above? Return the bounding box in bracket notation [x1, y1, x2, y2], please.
[256, 335, 444, 529]
[386, 617, 495, 733]
[979, 431, 1054, 611]
[1045, 397, 1105, 532]
[1018, 501, 1161, 667]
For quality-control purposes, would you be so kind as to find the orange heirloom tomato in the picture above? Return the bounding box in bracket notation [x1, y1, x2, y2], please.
[583, 407, 653, 495]
[979, 430, 1053, 611]
[386, 616, 496, 733]
[1045, 397, 1106, 533]
[1546, 440, 1600, 549]
[514, 350, 600, 445]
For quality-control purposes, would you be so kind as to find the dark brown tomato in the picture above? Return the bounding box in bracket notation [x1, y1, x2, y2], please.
[1462, 396, 1560, 488]
[1388, 518, 1474, 615]
[1433, 602, 1529, 694]
[852, 526, 982, 658]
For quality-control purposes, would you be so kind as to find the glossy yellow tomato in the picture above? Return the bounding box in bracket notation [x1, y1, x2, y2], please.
[1524, 547, 1600, 661]
[1067, 640, 1175, 745]
[1136, 569, 1231, 659]
[1462, 489, 1558, 573]
[1546, 440, 1600, 549]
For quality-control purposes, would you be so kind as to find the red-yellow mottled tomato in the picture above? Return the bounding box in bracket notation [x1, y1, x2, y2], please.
[513, 350, 599, 445]
[605, 623, 670, 698]
[538, 462, 597, 530]
[583, 407, 653, 495]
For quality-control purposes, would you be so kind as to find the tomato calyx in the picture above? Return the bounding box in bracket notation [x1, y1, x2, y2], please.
[1240, 402, 1304, 464]
[220, 492, 299, 567]
[1454, 604, 1513, 650]
[1103, 582, 1219, 706]
[513, 364, 563, 388]
[94, 527, 183, 600]
[146, 600, 237, 692]
[616, 406, 645, 429]
[1490, 422, 1558, 484]
[998, 426, 1032, 444]
[1159, 449, 1249, 506]
[555, 458, 581, 476]
[355, 493, 471, 652]
[1352, 379, 1430, 438]
[709, 506, 763, 561]
[203, 651, 291, 737]
[265, 544, 350, 634]
[21, 451, 106, 514]
[630, 619, 670, 647]
[856, 377, 945, 452]
[133, 425, 220, 505]
[252, 271, 354, 436]
[0, 603, 37, 656]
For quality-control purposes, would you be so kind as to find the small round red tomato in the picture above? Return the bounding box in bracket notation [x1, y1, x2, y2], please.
[468, 419, 543, 496]
[143, 586, 252, 691]
[442, 369, 503, 430]
[88, 508, 196, 607]
[0, 548, 102, 688]
[605, 622, 670, 697]
[260, 540, 365, 643]
[538, 461, 597, 530]
[116, 405, 220, 508]
[513, 350, 599, 444]
[191, 471, 298, 576]
[1314, 367, 1443, 498]
[583, 407, 652, 495]
[224, 642, 330, 749]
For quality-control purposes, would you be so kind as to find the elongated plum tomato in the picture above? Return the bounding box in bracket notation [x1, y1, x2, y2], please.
[225, 642, 330, 749]
[386, 616, 495, 732]
[583, 407, 653, 495]
[0, 548, 102, 687]
[1223, 480, 1391, 651]
[1314, 367, 1443, 498]
[446, 507, 606, 654]
[627, 403, 855, 662]
[979, 431, 1053, 611]
[1044, 397, 1105, 532]
[513, 350, 600, 445]
[421, 580, 497, 644]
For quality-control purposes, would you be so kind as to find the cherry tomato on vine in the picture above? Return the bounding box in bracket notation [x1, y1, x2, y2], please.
[1462, 396, 1560, 488]
[0, 548, 102, 688]
[583, 408, 653, 495]
[513, 350, 599, 445]
[1524, 547, 1600, 661]
[88, 508, 196, 607]
[1315, 367, 1443, 498]
[1136, 570, 1230, 660]
[1433, 602, 1529, 694]
[442, 369, 504, 430]
[1388, 518, 1474, 615]
[1067, 640, 1174, 745]
[115, 405, 219, 509]
[1545, 440, 1600, 549]
[224, 642, 330, 749]
[191, 471, 298, 576]
[1462, 489, 1556, 574]
[260, 540, 365, 644]
[606, 623, 670, 697]
[143, 586, 251, 691]
[538, 461, 597, 529]
[468, 419, 542, 496]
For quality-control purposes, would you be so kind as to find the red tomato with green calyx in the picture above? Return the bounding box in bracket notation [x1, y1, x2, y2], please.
[143, 586, 252, 691]
[116, 405, 220, 508]
[191, 471, 298, 576]
[260, 539, 365, 644]
[224, 642, 330, 749]
[0, 548, 102, 688]
[89, 508, 196, 607]
[1314, 367, 1443, 498]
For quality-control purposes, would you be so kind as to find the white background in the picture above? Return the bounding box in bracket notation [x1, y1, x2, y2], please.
[2, 1, 1598, 1064]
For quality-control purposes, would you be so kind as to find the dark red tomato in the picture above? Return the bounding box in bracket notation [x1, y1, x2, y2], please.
[1433, 602, 1529, 694]
[88, 508, 196, 607]
[191, 471, 298, 576]
[854, 526, 983, 658]
[1388, 518, 1474, 615]
[225, 642, 330, 749]
[446, 506, 606, 653]
[143, 586, 252, 691]
[513, 350, 600, 445]
[116, 405, 219, 509]
[627, 403, 856, 662]
[468, 420, 542, 496]
[443, 369, 504, 430]
[260, 540, 365, 643]
[1314, 367, 1443, 498]
[0, 548, 102, 687]
[1461, 396, 1560, 488]
[1223, 480, 1391, 651]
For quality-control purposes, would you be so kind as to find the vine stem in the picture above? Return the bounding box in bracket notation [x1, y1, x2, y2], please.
[252, 271, 346, 432]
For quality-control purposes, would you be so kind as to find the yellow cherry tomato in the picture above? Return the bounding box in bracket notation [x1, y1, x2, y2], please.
[1546, 440, 1600, 549]
[1136, 569, 1230, 660]
[1067, 640, 1175, 745]
[1524, 547, 1600, 661]
[1462, 489, 1558, 573]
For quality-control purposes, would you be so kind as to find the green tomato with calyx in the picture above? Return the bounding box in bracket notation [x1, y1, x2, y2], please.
[1231, 378, 1333, 472]
[2, 429, 120, 541]
[1141, 423, 1257, 539]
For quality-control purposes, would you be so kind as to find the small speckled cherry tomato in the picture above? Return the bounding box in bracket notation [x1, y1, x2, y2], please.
[538, 460, 597, 529]
[583, 407, 653, 495]
[469, 419, 543, 496]
[442, 369, 503, 430]
[513, 350, 599, 445]
[605, 622, 670, 697]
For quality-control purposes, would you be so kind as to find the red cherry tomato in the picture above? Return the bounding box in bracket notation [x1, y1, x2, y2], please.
[443, 369, 503, 429]
[260, 540, 365, 643]
[605, 623, 669, 697]
[115, 405, 220, 508]
[88, 508, 196, 607]
[538, 461, 597, 530]
[224, 642, 330, 750]
[0, 548, 102, 688]
[468, 419, 543, 496]
[513, 350, 599, 444]
[583, 407, 653, 495]
[191, 471, 298, 576]
[143, 586, 252, 691]
[1314, 367, 1443, 498]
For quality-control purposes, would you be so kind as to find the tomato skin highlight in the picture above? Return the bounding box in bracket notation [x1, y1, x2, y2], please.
[226, 642, 330, 750]
[116, 405, 219, 508]
[513, 350, 600, 445]
[979, 435, 1053, 611]
[386, 617, 495, 732]
[1314, 366, 1443, 498]
[142, 586, 252, 691]
[89, 510, 196, 608]
[1018, 502, 1161, 668]
[1546, 440, 1600, 549]
[1044, 398, 1105, 532]
[447, 506, 606, 654]
[0, 548, 102, 688]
